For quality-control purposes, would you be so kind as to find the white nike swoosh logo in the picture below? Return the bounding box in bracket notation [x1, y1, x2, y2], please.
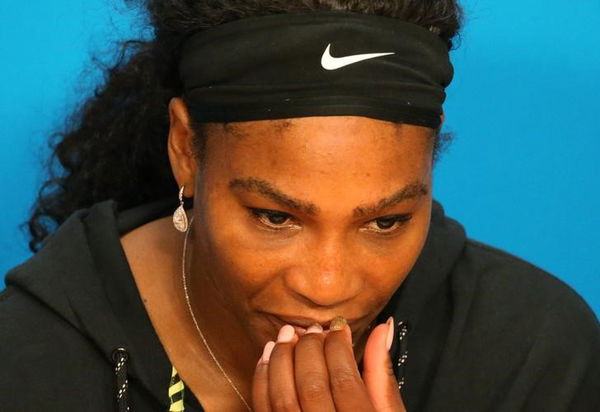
[320, 43, 395, 71]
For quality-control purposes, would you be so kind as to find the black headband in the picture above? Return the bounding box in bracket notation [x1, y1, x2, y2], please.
[179, 12, 453, 128]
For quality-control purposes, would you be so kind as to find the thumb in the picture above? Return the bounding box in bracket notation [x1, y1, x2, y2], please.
[362, 317, 406, 412]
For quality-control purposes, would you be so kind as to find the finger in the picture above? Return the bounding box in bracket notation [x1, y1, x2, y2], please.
[268, 325, 301, 412]
[294, 324, 336, 412]
[253, 341, 275, 412]
[324, 322, 374, 411]
[362, 317, 406, 412]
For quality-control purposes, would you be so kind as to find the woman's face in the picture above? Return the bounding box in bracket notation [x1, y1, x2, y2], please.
[181, 112, 434, 349]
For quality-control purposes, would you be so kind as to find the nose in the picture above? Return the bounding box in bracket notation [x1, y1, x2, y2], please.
[283, 234, 364, 308]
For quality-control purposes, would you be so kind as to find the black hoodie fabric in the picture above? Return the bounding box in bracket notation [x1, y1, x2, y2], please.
[1, 198, 599, 411]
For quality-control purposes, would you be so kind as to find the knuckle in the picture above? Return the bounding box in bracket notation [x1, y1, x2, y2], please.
[297, 374, 330, 402]
[329, 368, 361, 393]
[385, 356, 396, 378]
[271, 396, 300, 412]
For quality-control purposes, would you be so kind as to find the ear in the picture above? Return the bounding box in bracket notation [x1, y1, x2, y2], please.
[168, 97, 198, 198]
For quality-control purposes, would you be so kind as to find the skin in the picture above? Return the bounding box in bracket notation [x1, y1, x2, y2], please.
[122, 97, 437, 411]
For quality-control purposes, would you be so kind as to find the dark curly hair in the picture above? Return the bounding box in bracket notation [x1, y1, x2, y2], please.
[27, 0, 463, 252]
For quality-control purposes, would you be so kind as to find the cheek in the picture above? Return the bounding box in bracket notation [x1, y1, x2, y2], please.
[198, 200, 283, 295]
[359, 200, 432, 296]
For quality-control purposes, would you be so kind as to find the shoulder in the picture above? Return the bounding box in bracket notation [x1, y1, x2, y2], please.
[453, 239, 598, 335]
[0, 283, 108, 365]
[0, 285, 76, 346]
[0, 286, 113, 409]
[453, 240, 599, 380]
[457, 239, 597, 322]
[435, 240, 600, 409]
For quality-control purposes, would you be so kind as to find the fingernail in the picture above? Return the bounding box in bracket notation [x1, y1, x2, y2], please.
[385, 316, 394, 351]
[329, 316, 347, 331]
[305, 323, 323, 334]
[260, 341, 276, 364]
[277, 325, 296, 343]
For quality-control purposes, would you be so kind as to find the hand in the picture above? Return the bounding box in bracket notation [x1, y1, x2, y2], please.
[252, 317, 407, 412]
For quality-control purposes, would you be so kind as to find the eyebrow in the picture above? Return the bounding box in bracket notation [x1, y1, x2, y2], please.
[229, 177, 429, 218]
[353, 182, 429, 217]
[229, 178, 319, 215]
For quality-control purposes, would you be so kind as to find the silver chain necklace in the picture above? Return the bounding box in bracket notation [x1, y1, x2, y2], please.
[181, 217, 253, 411]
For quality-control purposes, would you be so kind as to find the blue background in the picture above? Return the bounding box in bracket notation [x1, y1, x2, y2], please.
[1, 1, 598, 316]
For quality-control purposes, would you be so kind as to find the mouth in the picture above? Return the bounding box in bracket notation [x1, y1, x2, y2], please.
[264, 313, 365, 337]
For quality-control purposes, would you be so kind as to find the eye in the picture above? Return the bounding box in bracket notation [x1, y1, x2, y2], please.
[362, 214, 412, 235]
[249, 208, 298, 230]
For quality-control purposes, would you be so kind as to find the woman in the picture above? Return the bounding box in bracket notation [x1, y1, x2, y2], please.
[1, 1, 598, 411]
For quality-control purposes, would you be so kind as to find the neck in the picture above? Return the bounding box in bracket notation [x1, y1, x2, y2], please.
[184, 253, 259, 407]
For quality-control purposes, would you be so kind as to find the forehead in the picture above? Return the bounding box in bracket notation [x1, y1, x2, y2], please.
[222, 118, 296, 137]
[201, 116, 433, 187]
[204, 116, 430, 145]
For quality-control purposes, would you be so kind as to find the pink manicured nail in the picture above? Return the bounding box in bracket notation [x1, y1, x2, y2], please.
[385, 316, 394, 351]
[277, 325, 296, 343]
[261, 341, 276, 364]
[305, 323, 323, 334]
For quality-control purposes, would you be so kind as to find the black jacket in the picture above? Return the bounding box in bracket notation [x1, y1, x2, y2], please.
[1, 199, 599, 411]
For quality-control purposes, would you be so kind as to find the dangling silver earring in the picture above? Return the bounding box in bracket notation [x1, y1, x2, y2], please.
[173, 186, 189, 232]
